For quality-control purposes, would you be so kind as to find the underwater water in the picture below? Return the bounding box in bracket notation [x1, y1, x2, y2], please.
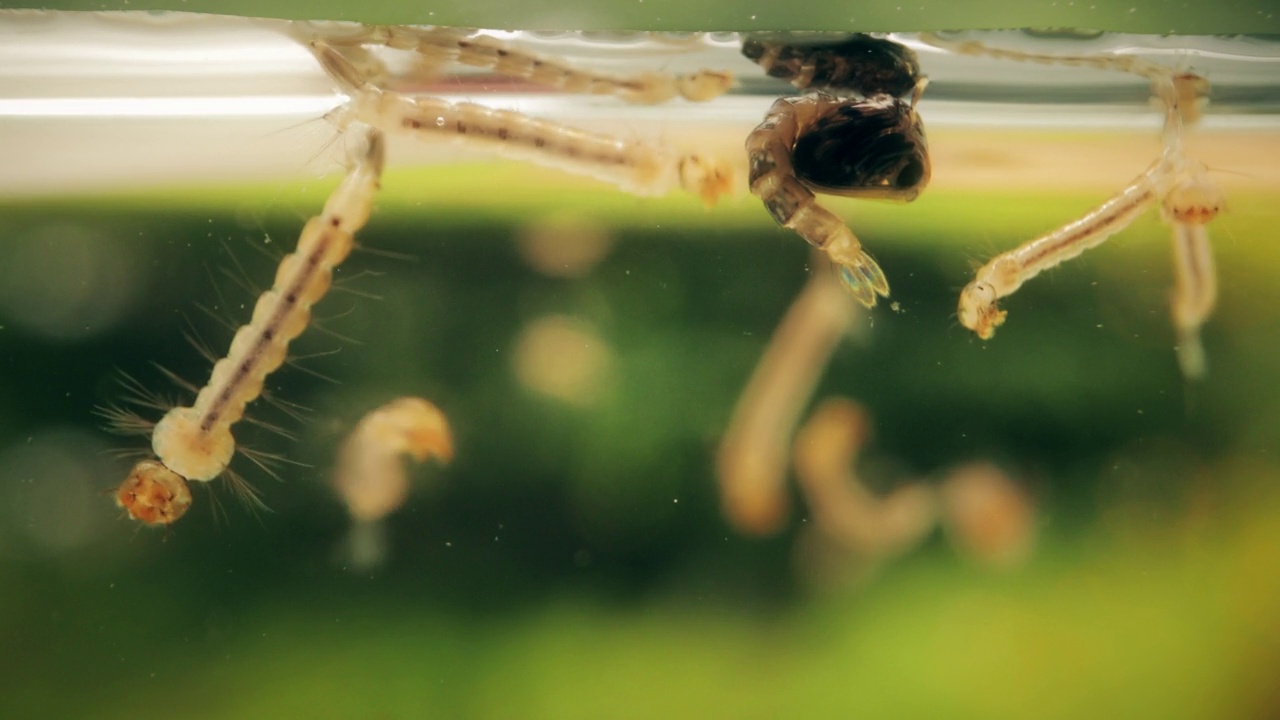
[1, 11, 1279, 719]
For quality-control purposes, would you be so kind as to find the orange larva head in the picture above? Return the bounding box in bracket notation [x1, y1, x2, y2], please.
[116, 459, 193, 526]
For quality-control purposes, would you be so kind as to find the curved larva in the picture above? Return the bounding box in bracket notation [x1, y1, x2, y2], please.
[332, 397, 454, 569]
[115, 126, 386, 527]
[333, 396, 454, 522]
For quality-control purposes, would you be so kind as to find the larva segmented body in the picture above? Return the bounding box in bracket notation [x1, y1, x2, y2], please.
[295, 23, 733, 105]
[954, 68, 1224, 377]
[114, 126, 386, 526]
[310, 39, 732, 207]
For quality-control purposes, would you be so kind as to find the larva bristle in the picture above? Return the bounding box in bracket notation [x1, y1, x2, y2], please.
[220, 467, 269, 514]
[110, 125, 385, 526]
[97, 406, 155, 438]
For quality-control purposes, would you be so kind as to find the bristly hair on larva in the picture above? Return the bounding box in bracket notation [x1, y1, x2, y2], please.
[296, 26, 736, 208]
[931, 33, 1223, 378]
[107, 124, 386, 527]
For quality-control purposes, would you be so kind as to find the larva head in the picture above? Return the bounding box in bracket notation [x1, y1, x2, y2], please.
[958, 281, 1007, 340]
[116, 459, 192, 526]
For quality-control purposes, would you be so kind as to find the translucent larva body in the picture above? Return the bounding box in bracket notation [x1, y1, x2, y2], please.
[935, 35, 1224, 375]
[716, 268, 858, 535]
[115, 126, 386, 526]
[305, 30, 734, 207]
[332, 397, 454, 569]
[292, 23, 733, 105]
[333, 396, 454, 523]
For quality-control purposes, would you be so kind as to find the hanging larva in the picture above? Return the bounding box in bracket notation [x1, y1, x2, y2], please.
[113, 125, 385, 526]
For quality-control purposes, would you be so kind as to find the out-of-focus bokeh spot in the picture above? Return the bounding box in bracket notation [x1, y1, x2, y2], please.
[0, 428, 113, 558]
[0, 223, 143, 340]
[515, 213, 613, 278]
[512, 314, 615, 408]
[940, 462, 1037, 570]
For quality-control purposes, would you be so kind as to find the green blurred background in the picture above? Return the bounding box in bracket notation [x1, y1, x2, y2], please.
[2, 138, 1279, 716]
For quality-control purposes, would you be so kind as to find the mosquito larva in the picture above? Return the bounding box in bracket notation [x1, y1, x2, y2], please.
[918, 32, 1182, 86]
[1163, 165, 1222, 379]
[114, 125, 386, 526]
[333, 396, 454, 523]
[309, 40, 733, 207]
[956, 66, 1221, 369]
[792, 397, 938, 559]
[938, 462, 1036, 570]
[957, 161, 1163, 339]
[294, 23, 733, 105]
[332, 397, 453, 569]
[716, 267, 859, 535]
